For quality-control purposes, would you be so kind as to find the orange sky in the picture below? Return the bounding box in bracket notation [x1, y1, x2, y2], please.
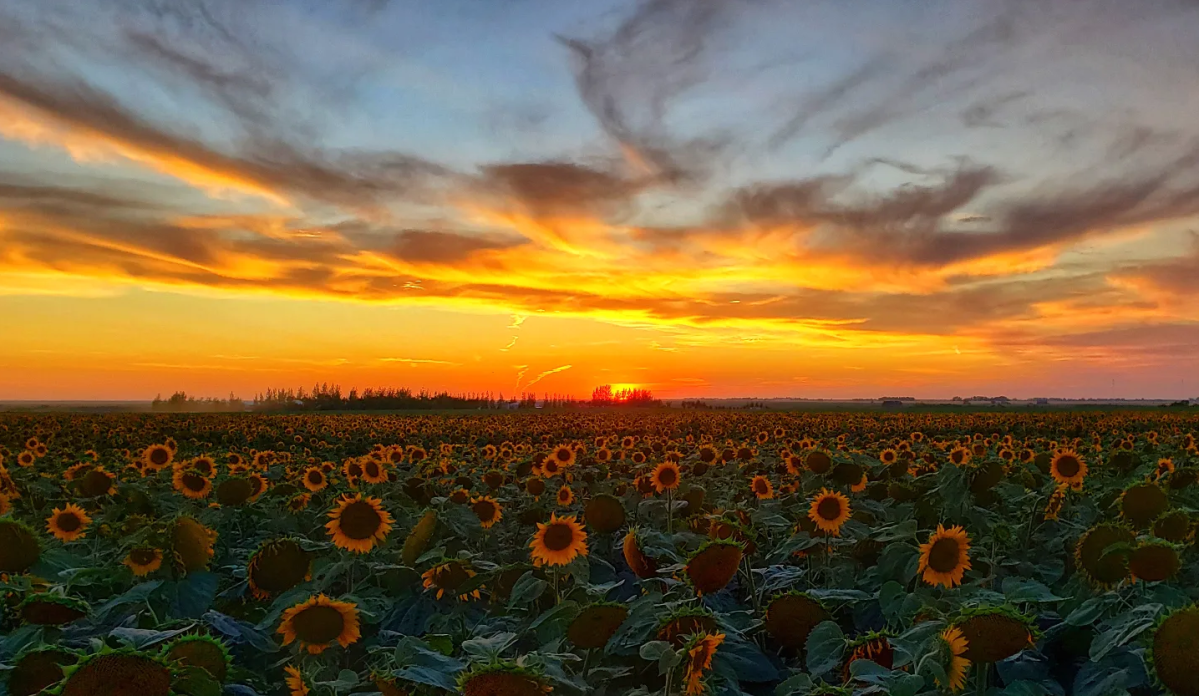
[2, 0, 1198, 400]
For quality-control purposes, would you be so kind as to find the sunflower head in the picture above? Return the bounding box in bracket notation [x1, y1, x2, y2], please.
[567, 602, 629, 649]
[918, 525, 971, 588]
[0, 519, 41, 573]
[1129, 540, 1181, 583]
[651, 461, 682, 493]
[8, 647, 78, 696]
[161, 635, 231, 683]
[622, 527, 658, 578]
[530, 513, 588, 567]
[584, 494, 626, 533]
[56, 648, 173, 696]
[808, 488, 851, 536]
[843, 631, 895, 682]
[1074, 522, 1134, 588]
[170, 516, 217, 573]
[327, 494, 393, 554]
[20, 594, 88, 627]
[421, 560, 481, 601]
[47, 504, 91, 543]
[684, 539, 743, 596]
[934, 626, 971, 693]
[953, 606, 1034, 663]
[750, 475, 773, 500]
[124, 547, 164, 577]
[1149, 605, 1199, 696]
[764, 591, 829, 652]
[1121, 482, 1170, 528]
[248, 538, 312, 599]
[657, 606, 718, 647]
[277, 594, 361, 654]
[458, 663, 551, 696]
[683, 632, 725, 696]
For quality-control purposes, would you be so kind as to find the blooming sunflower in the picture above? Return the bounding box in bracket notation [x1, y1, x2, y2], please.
[808, 488, 851, 536]
[472, 495, 503, 528]
[750, 475, 774, 500]
[326, 494, 393, 553]
[421, 560, 481, 600]
[284, 665, 310, 696]
[683, 632, 725, 696]
[1049, 450, 1087, 488]
[277, 594, 361, 654]
[529, 513, 588, 567]
[124, 547, 163, 577]
[918, 524, 971, 588]
[548, 444, 576, 468]
[142, 444, 174, 471]
[172, 468, 212, 500]
[651, 461, 681, 493]
[935, 626, 971, 692]
[47, 504, 91, 542]
[556, 485, 575, 507]
[301, 467, 327, 492]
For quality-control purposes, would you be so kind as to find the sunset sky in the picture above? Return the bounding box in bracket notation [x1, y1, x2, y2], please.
[2, 0, 1199, 400]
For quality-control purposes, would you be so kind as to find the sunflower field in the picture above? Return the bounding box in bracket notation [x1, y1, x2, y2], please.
[0, 411, 1197, 696]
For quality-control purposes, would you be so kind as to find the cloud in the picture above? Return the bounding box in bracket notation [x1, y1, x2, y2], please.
[521, 364, 573, 390]
[378, 357, 460, 366]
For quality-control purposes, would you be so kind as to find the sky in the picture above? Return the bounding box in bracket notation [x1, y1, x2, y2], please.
[1, 0, 1199, 401]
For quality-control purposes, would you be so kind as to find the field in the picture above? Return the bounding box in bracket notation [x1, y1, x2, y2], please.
[0, 411, 1196, 696]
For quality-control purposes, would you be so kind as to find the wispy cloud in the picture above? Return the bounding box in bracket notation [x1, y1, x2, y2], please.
[521, 364, 573, 390]
[378, 357, 460, 366]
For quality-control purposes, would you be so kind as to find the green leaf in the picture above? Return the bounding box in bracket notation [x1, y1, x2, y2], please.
[1064, 598, 1108, 626]
[507, 571, 548, 608]
[1002, 577, 1063, 604]
[462, 632, 518, 660]
[174, 666, 223, 696]
[775, 673, 813, 696]
[805, 620, 844, 676]
[1090, 604, 1162, 661]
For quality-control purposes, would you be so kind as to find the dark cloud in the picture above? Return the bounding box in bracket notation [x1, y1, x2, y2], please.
[389, 230, 525, 265]
[479, 161, 639, 220]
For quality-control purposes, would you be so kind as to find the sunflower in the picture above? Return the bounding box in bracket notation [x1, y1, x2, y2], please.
[142, 444, 174, 471]
[843, 632, 895, 682]
[472, 495, 503, 529]
[301, 467, 327, 492]
[20, 594, 88, 626]
[0, 519, 41, 573]
[918, 524, 971, 588]
[284, 665, 310, 696]
[948, 447, 971, 467]
[935, 626, 971, 692]
[171, 517, 217, 573]
[403, 509, 439, 566]
[1150, 605, 1199, 696]
[584, 494, 626, 533]
[529, 513, 588, 567]
[567, 602, 629, 649]
[124, 547, 163, 577]
[750, 475, 774, 500]
[421, 560, 481, 600]
[764, 592, 829, 652]
[248, 538, 312, 598]
[326, 494, 393, 554]
[548, 444, 576, 468]
[47, 504, 91, 542]
[1050, 450, 1087, 488]
[1129, 541, 1181, 582]
[0, 492, 9, 516]
[458, 663, 551, 696]
[684, 539, 742, 595]
[683, 632, 725, 696]
[556, 485, 575, 507]
[651, 461, 682, 493]
[17, 451, 35, 468]
[277, 594, 361, 654]
[622, 527, 658, 578]
[1074, 523, 1134, 588]
[1153, 510, 1195, 543]
[172, 468, 212, 499]
[658, 607, 718, 647]
[58, 649, 172, 696]
[162, 635, 230, 682]
[361, 459, 388, 484]
[8, 647, 78, 696]
[955, 606, 1034, 663]
[1121, 482, 1170, 528]
[808, 488, 851, 536]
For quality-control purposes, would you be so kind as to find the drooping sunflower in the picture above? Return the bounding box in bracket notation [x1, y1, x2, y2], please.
[171, 516, 217, 573]
[658, 606, 718, 647]
[277, 594, 361, 654]
[124, 547, 163, 577]
[0, 519, 42, 573]
[622, 527, 658, 578]
[248, 538, 312, 599]
[918, 524, 971, 588]
[567, 602, 629, 649]
[58, 649, 173, 696]
[472, 495, 503, 529]
[7, 647, 78, 696]
[954, 606, 1034, 663]
[1129, 541, 1181, 582]
[172, 468, 212, 499]
[161, 635, 230, 682]
[530, 513, 588, 567]
[764, 592, 829, 652]
[1049, 449, 1087, 488]
[284, 665, 311, 696]
[935, 626, 971, 693]
[19, 594, 88, 626]
[421, 560, 481, 600]
[750, 475, 774, 500]
[402, 509, 439, 566]
[683, 632, 725, 696]
[326, 494, 393, 554]
[1150, 605, 1199, 696]
[651, 461, 682, 493]
[1153, 510, 1195, 543]
[1121, 482, 1170, 528]
[843, 632, 895, 682]
[47, 504, 91, 542]
[684, 539, 742, 596]
[1074, 522, 1134, 588]
[584, 494, 626, 533]
[458, 663, 551, 696]
[808, 488, 851, 536]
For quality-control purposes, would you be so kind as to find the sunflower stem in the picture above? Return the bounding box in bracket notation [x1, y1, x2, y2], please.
[666, 489, 674, 535]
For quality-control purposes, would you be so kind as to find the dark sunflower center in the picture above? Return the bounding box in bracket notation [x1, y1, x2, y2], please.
[1056, 456, 1080, 477]
[182, 473, 207, 491]
[57, 513, 82, 532]
[817, 497, 843, 521]
[130, 548, 158, 565]
[543, 523, 576, 551]
[951, 451, 965, 463]
[348, 463, 363, 477]
[292, 605, 346, 644]
[658, 468, 677, 486]
[365, 463, 380, 477]
[149, 449, 170, 466]
[339, 501, 382, 540]
[755, 479, 769, 492]
[434, 563, 470, 589]
[928, 537, 961, 572]
[556, 449, 571, 462]
[307, 471, 323, 484]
